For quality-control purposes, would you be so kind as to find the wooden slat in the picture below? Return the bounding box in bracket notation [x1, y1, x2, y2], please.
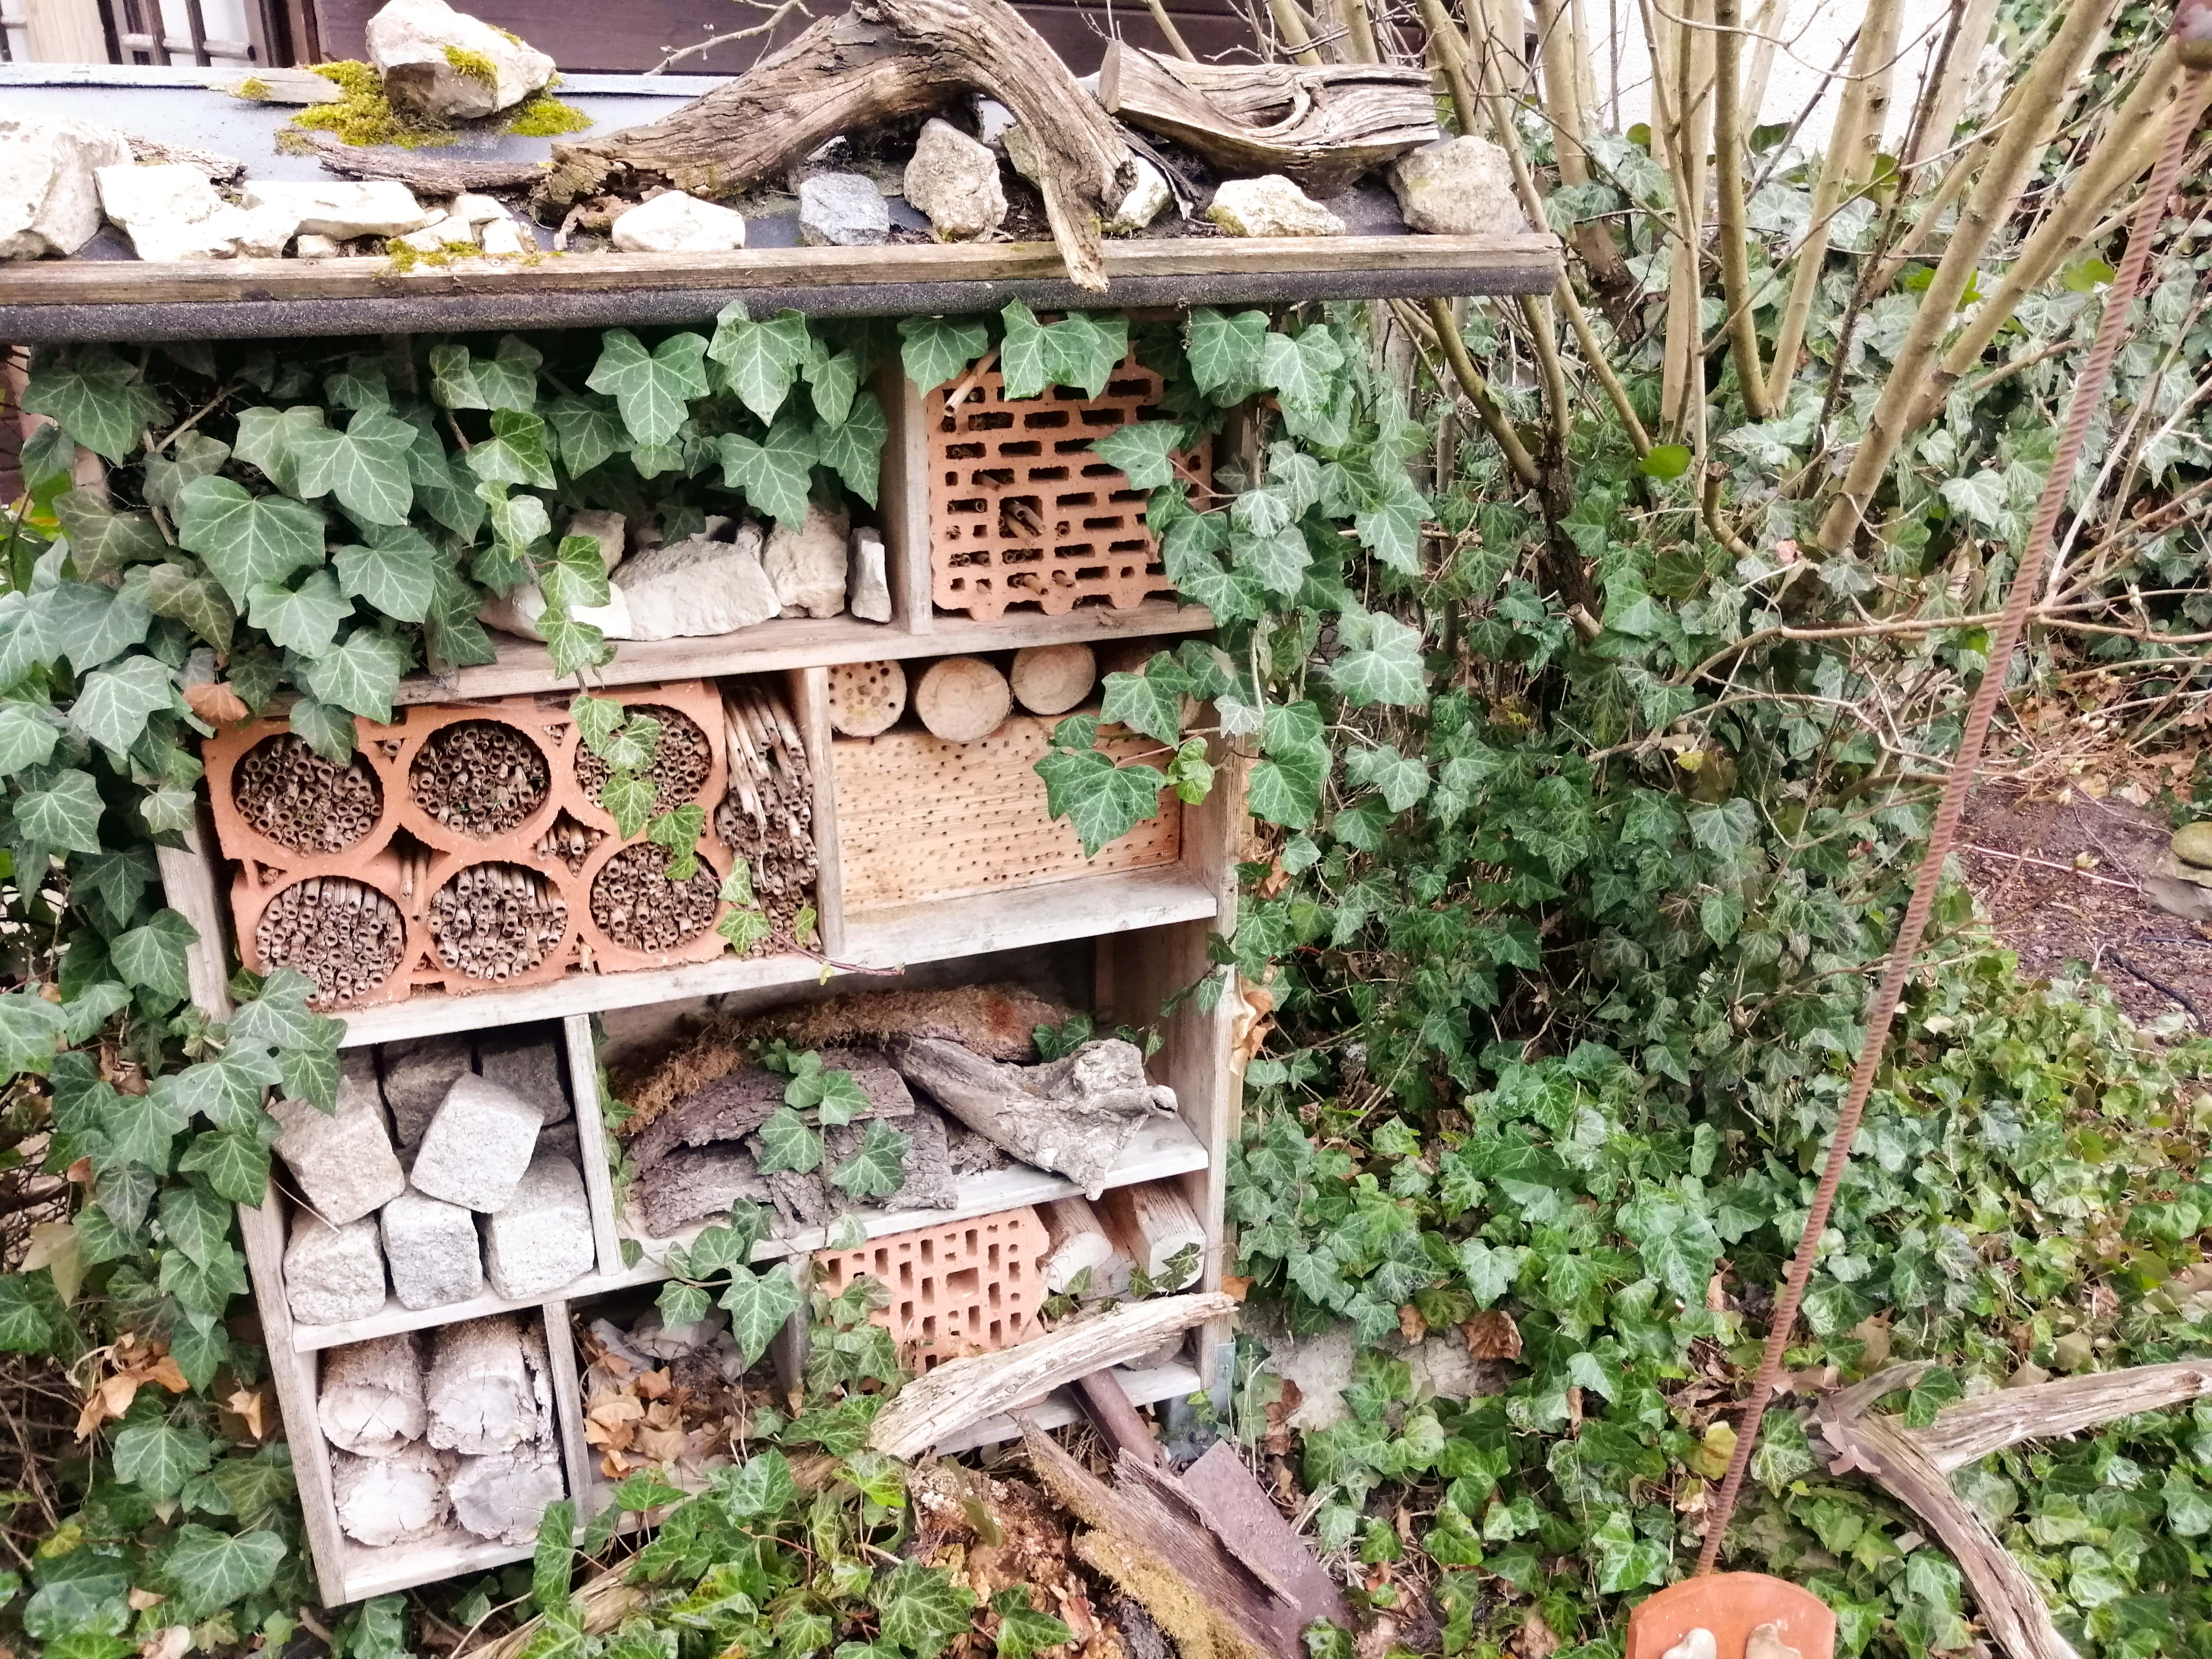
[539, 1297, 594, 1533]
[876, 359, 935, 638]
[565, 1014, 625, 1289]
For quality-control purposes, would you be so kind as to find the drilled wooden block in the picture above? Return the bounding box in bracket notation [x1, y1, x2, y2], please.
[927, 349, 1210, 621]
[832, 715, 1180, 911]
[813, 1206, 1049, 1370]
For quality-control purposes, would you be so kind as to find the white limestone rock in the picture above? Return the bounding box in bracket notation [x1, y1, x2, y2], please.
[365, 0, 555, 120]
[0, 114, 132, 260]
[479, 214, 528, 256]
[410, 1074, 541, 1212]
[1207, 175, 1346, 238]
[240, 178, 432, 239]
[798, 172, 890, 248]
[481, 1153, 594, 1298]
[450, 192, 509, 224]
[612, 523, 781, 639]
[904, 117, 1006, 241]
[271, 1053, 406, 1225]
[285, 1214, 388, 1326]
[1105, 158, 1172, 234]
[765, 501, 850, 618]
[96, 164, 254, 262]
[563, 508, 627, 572]
[611, 191, 747, 253]
[1388, 135, 1529, 235]
[293, 233, 345, 258]
[381, 1190, 483, 1310]
[849, 527, 891, 623]
[231, 205, 301, 259]
[478, 579, 632, 643]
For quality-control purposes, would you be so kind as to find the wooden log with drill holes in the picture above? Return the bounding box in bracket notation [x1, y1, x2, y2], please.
[914, 656, 1013, 743]
[1010, 644, 1097, 716]
[826, 659, 908, 737]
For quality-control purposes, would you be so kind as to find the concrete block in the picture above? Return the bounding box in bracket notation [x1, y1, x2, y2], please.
[271, 1052, 405, 1225]
[475, 1030, 571, 1124]
[411, 1074, 541, 1211]
[286, 1212, 387, 1325]
[380, 1033, 471, 1145]
[381, 1189, 484, 1310]
[481, 1153, 594, 1298]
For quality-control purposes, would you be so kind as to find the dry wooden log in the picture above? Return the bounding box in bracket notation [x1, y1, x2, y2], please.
[306, 129, 548, 193]
[425, 1313, 541, 1457]
[545, 0, 1133, 290]
[1011, 645, 1097, 716]
[332, 1442, 452, 1548]
[320, 1333, 427, 1457]
[1097, 44, 1440, 194]
[1099, 1182, 1204, 1290]
[868, 1291, 1232, 1457]
[914, 656, 1012, 743]
[889, 1037, 1178, 1197]
[827, 659, 909, 737]
[451, 1443, 566, 1545]
[1040, 1195, 1133, 1296]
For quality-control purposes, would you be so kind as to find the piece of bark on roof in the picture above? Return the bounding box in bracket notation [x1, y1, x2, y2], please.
[628, 1050, 913, 1171]
[308, 130, 547, 194]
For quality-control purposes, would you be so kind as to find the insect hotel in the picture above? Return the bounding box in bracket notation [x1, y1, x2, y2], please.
[1, 0, 1558, 1602]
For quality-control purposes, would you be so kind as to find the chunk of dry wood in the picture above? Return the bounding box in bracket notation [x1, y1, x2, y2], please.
[1099, 1182, 1205, 1290]
[332, 1441, 453, 1548]
[1010, 645, 1097, 717]
[1040, 1195, 1133, 1296]
[914, 656, 1013, 742]
[870, 1291, 1232, 1459]
[827, 659, 909, 737]
[319, 1332, 426, 1456]
[425, 1313, 545, 1456]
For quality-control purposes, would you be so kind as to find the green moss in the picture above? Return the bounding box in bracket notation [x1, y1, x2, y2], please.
[235, 75, 270, 99]
[294, 60, 457, 148]
[504, 94, 591, 137]
[443, 44, 499, 89]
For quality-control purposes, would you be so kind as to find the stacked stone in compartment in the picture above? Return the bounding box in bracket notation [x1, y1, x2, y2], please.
[276, 1023, 594, 1327]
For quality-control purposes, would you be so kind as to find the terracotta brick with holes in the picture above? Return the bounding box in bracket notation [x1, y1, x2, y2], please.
[928, 347, 1211, 621]
[813, 1206, 1050, 1369]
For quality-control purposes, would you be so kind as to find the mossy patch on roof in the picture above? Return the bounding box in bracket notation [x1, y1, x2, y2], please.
[505, 94, 591, 137]
[295, 59, 457, 148]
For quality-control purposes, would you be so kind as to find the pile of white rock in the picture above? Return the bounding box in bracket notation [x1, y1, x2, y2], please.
[319, 1312, 566, 1548]
[480, 505, 893, 645]
[275, 1028, 592, 1328]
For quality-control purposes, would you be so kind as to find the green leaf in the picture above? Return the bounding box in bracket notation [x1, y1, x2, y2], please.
[466, 410, 557, 490]
[532, 1499, 576, 1613]
[1640, 443, 1693, 480]
[832, 1119, 909, 1198]
[159, 1182, 233, 1269]
[232, 406, 325, 494]
[288, 407, 417, 526]
[1100, 667, 1184, 745]
[475, 335, 544, 412]
[303, 629, 409, 722]
[176, 475, 327, 606]
[719, 907, 772, 953]
[806, 345, 863, 428]
[110, 910, 197, 1004]
[1000, 302, 1124, 399]
[248, 566, 350, 655]
[145, 432, 231, 520]
[68, 654, 175, 756]
[334, 524, 440, 623]
[1344, 745, 1428, 811]
[0, 1278, 54, 1354]
[719, 418, 820, 529]
[141, 563, 238, 652]
[286, 695, 357, 763]
[657, 1279, 711, 1328]
[408, 420, 487, 537]
[991, 1589, 1071, 1659]
[598, 772, 656, 840]
[1184, 308, 1270, 397]
[44, 580, 150, 674]
[16, 768, 106, 855]
[162, 1524, 285, 1620]
[1034, 747, 1167, 856]
[589, 328, 711, 448]
[708, 306, 811, 424]
[720, 1265, 803, 1366]
[1354, 469, 1429, 576]
[545, 394, 627, 477]
[714, 1449, 800, 1517]
[22, 351, 162, 461]
[0, 705, 61, 779]
[898, 315, 990, 393]
[113, 1416, 215, 1501]
[1261, 328, 1341, 411]
[757, 1106, 823, 1175]
[874, 1561, 976, 1659]
[429, 343, 487, 410]
[1328, 610, 1427, 708]
[1685, 796, 1759, 857]
[817, 390, 887, 506]
[54, 491, 168, 581]
[1090, 421, 1185, 490]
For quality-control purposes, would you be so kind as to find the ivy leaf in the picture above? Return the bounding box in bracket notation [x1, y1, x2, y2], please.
[1344, 745, 1429, 812]
[474, 335, 543, 412]
[0, 991, 69, 1077]
[714, 1449, 800, 1518]
[1231, 524, 1310, 597]
[656, 1279, 711, 1328]
[718, 907, 772, 953]
[176, 476, 326, 606]
[302, 629, 409, 722]
[545, 394, 628, 478]
[466, 410, 557, 490]
[248, 567, 350, 655]
[832, 1119, 909, 1199]
[1685, 797, 1760, 857]
[178, 1126, 272, 1204]
[532, 1500, 576, 1614]
[1100, 667, 1184, 745]
[44, 580, 150, 674]
[898, 315, 990, 393]
[110, 910, 197, 1004]
[719, 418, 820, 529]
[232, 406, 325, 495]
[0, 705, 63, 778]
[990, 1590, 1071, 1659]
[0, 1278, 54, 1354]
[68, 654, 175, 756]
[429, 342, 487, 410]
[22, 351, 162, 461]
[807, 346, 864, 428]
[589, 328, 710, 448]
[817, 390, 887, 506]
[16, 768, 107, 855]
[720, 1265, 803, 1366]
[161, 1525, 285, 1621]
[1034, 747, 1166, 856]
[598, 772, 656, 840]
[1354, 470, 1430, 576]
[141, 563, 238, 652]
[334, 523, 440, 623]
[1000, 302, 1124, 399]
[1261, 328, 1342, 411]
[278, 1039, 342, 1114]
[287, 695, 357, 763]
[874, 1562, 976, 1659]
[1329, 610, 1427, 708]
[571, 695, 626, 755]
[1185, 308, 1270, 397]
[707, 306, 810, 424]
[1090, 422, 1185, 491]
[54, 491, 168, 581]
[407, 421, 487, 538]
[113, 1416, 215, 1501]
[288, 407, 417, 527]
[157, 1183, 232, 1270]
[756, 1106, 823, 1175]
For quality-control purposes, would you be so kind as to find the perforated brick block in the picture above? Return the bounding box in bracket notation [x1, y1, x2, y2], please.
[813, 1206, 1049, 1370]
[927, 350, 1211, 622]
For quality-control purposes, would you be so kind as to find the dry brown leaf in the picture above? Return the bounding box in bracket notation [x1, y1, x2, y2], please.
[1704, 1271, 1728, 1312]
[636, 1424, 689, 1463]
[1219, 1275, 1252, 1303]
[635, 1367, 673, 1400]
[184, 682, 252, 727]
[224, 1384, 269, 1441]
[1463, 1309, 1522, 1360]
[140, 1627, 191, 1659]
[1517, 1611, 1562, 1659]
[1565, 1385, 1584, 1432]
[1397, 1303, 1428, 1344]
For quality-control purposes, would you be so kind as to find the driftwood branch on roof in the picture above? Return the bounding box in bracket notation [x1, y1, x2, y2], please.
[1811, 1360, 2212, 1659]
[307, 131, 549, 194]
[1097, 44, 1440, 194]
[544, 0, 1132, 290]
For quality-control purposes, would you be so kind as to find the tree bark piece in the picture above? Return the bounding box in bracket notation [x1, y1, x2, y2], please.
[1097, 44, 1439, 194]
[827, 659, 909, 737]
[1011, 645, 1097, 716]
[868, 1291, 1231, 1457]
[628, 1053, 914, 1172]
[1040, 1195, 1133, 1295]
[1099, 1182, 1205, 1289]
[320, 1333, 427, 1457]
[332, 1442, 452, 1548]
[889, 1037, 1179, 1198]
[914, 656, 1013, 742]
[547, 0, 1131, 291]
[425, 1313, 541, 1456]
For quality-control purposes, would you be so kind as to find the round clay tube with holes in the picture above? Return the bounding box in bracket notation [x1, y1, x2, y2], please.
[914, 656, 1013, 743]
[1010, 644, 1097, 716]
[826, 659, 909, 737]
